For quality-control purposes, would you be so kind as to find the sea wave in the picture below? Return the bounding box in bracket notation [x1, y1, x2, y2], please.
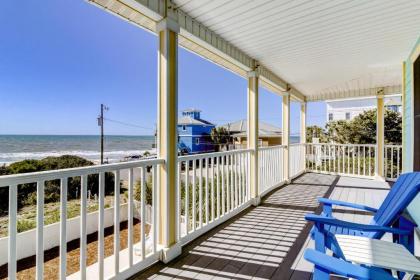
[0, 149, 156, 165]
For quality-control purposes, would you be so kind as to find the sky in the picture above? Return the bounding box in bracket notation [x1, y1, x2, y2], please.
[0, 0, 327, 136]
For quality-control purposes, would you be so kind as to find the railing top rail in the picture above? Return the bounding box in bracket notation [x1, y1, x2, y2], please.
[384, 144, 403, 148]
[306, 143, 377, 147]
[289, 143, 305, 146]
[259, 145, 286, 150]
[178, 148, 252, 161]
[0, 158, 165, 187]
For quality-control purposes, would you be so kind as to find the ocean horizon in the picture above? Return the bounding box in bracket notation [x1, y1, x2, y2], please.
[0, 135, 156, 165]
[0, 134, 300, 165]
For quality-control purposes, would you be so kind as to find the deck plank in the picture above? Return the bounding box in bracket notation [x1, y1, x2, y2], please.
[130, 173, 393, 280]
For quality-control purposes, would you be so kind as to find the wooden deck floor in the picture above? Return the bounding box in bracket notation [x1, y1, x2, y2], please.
[131, 173, 391, 280]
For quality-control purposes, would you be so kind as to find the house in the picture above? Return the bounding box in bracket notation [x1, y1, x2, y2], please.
[326, 95, 402, 122]
[177, 109, 215, 154]
[220, 120, 282, 148]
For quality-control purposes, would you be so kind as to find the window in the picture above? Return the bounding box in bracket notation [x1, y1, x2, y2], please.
[182, 125, 186, 131]
[196, 138, 200, 145]
[328, 113, 333, 121]
[345, 112, 350, 120]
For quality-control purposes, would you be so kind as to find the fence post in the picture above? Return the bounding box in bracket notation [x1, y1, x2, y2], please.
[301, 102, 307, 173]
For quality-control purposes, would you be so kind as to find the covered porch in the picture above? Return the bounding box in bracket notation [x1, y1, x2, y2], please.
[1, 0, 419, 279]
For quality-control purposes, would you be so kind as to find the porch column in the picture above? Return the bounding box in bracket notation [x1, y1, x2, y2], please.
[247, 70, 259, 205]
[300, 102, 307, 171]
[283, 92, 290, 182]
[376, 93, 385, 179]
[157, 18, 181, 262]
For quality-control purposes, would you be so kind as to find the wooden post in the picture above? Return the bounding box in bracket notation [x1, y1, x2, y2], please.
[247, 70, 259, 205]
[157, 17, 181, 262]
[376, 93, 385, 179]
[283, 92, 290, 181]
[301, 102, 307, 171]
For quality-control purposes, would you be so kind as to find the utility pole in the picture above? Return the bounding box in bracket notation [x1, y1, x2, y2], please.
[98, 104, 109, 164]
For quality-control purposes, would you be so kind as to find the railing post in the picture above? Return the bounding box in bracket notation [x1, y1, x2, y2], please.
[283, 91, 290, 182]
[301, 102, 307, 172]
[376, 93, 385, 179]
[157, 14, 181, 262]
[247, 68, 260, 205]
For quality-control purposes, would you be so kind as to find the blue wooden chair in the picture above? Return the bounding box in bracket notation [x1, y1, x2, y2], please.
[304, 249, 396, 280]
[305, 172, 420, 258]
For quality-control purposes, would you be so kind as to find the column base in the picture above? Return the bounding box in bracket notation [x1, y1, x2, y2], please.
[160, 243, 182, 264]
[251, 196, 261, 206]
[374, 174, 386, 182]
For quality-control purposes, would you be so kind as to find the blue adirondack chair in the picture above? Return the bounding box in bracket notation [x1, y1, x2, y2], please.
[304, 249, 396, 280]
[305, 172, 420, 259]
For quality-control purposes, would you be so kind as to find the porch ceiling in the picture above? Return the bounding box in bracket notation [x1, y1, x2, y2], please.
[89, 0, 420, 100]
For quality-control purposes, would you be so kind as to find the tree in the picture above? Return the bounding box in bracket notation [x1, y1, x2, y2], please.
[210, 127, 230, 145]
[306, 125, 328, 143]
[326, 109, 401, 144]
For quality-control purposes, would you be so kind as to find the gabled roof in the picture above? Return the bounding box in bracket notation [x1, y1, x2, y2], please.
[178, 116, 214, 126]
[220, 120, 282, 137]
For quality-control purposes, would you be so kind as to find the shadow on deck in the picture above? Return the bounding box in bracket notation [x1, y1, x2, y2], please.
[131, 173, 391, 280]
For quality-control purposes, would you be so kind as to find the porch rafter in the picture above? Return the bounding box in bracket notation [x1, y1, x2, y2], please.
[87, 0, 306, 101]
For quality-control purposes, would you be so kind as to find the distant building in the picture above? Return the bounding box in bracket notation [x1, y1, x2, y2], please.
[177, 109, 215, 154]
[220, 120, 282, 149]
[326, 95, 402, 122]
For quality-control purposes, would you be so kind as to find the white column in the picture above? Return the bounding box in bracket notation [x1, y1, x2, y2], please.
[376, 94, 385, 179]
[157, 17, 181, 262]
[283, 92, 290, 181]
[301, 102, 307, 171]
[247, 70, 259, 205]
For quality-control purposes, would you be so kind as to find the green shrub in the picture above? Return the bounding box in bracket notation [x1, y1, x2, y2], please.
[17, 219, 36, 233]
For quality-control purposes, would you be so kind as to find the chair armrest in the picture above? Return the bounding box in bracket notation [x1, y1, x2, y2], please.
[304, 249, 395, 280]
[305, 214, 411, 235]
[318, 197, 378, 213]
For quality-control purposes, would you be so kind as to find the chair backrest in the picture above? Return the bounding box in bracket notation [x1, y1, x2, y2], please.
[370, 172, 420, 238]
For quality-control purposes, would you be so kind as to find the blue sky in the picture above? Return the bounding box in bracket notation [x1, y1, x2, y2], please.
[0, 0, 326, 136]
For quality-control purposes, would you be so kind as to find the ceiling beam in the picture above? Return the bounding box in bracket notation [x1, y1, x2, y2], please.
[307, 85, 401, 102]
[87, 0, 306, 101]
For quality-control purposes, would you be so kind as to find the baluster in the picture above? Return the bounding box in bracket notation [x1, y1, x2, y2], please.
[221, 156, 225, 215]
[199, 158, 203, 227]
[98, 172, 105, 279]
[205, 157, 209, 223]
[128, 169, 134, 266]
[36, 180, 45, 280]
[185, 160, 190, 233]
[140, 167, 146, 260]
[8, 184, 17, 280]
[192, 160, 196, 230]
[80, 175, 87, 280]
[114, 170, 120, 275]
[153, 165, 158, 252]
[59, 178, 67, 280]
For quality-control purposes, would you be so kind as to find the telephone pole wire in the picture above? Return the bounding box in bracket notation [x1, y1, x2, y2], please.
[98, 104, 109, 164]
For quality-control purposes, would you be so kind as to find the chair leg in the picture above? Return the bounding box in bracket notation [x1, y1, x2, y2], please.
[313, 265, 330, 280]
[313, 222, 326, 253]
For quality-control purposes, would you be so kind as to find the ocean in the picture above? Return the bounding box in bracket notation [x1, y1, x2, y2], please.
[0, 135, 155, 165]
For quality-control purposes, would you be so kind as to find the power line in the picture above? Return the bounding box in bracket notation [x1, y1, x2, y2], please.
[104, 118, 155, 131]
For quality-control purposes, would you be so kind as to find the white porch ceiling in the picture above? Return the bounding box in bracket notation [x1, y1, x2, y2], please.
[172, 0, 420, 98]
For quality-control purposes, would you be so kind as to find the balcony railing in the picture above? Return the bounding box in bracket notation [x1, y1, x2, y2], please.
[306, 143, 402, 181]
[177, 149, 252, 245]
[0, 143, 402, 279]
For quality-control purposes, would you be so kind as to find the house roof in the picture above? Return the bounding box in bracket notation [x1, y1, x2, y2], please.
[182, 108, 201, 113]
[220, 120, 282, 138]
[178, 116, 214, 126]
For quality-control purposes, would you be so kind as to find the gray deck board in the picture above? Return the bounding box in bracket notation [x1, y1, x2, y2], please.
[131, 173, 392, 280]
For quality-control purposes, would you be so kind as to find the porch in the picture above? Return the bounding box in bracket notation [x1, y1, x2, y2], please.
[130, 172, 390, 280]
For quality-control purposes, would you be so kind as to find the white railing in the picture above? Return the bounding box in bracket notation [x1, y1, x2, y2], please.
[0, 158, 164, 280]
[177, 149, 252, 244]
[289, 143, 306, 179]
[258, 145, 285, 195]
[385, 145, 402, 181]
[306, 143, 377, 178]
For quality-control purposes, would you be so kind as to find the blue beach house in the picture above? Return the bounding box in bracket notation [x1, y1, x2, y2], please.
[177, 109, 215, 154]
